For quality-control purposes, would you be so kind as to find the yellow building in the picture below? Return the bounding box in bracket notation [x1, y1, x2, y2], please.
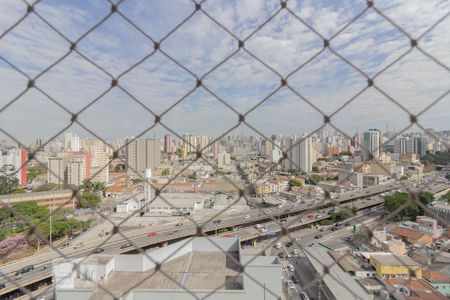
[370, 254, 422, 280]
[255, 184, 271, 196]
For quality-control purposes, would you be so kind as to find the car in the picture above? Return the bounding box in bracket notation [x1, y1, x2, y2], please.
[0, 283, 5, 289]
[175, 222, 183, 227]
[300, 291, 311, 300]
[294, 237, 302, 241]
[286, 254, 292, 260]
[120, 243, 131, 249]
[344, 222, 350, 226]
[285, 241, 293, 247]
[275, 242, 282, 249]
[288, 264, 295, 272]
[292, 249, 299, 256]
[15, 265, 34, 276]
[243, 214, 250, 219]
[346, 237, 353, 242]
[94, 248, 104, 254]
[278, 252, 285, 259]
[264, 209, 271, 214]
[213, 219, 222, 225]
[291, 276, 300, 284]
[68, 233, 80, 240]
[255, 224, 262, 229]
[288, 280, 296, 289]
[148, 231, 157, 237]
[331, 226, 337, 231]
[314, 234, 322, 239]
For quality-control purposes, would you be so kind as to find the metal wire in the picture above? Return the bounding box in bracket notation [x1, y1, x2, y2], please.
[0, 0, 449, 299]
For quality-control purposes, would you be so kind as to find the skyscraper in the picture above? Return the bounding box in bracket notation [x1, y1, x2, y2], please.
[363, 129, 380, 161]
[0, 148, 27, 186]
[282, 134, 315, 172]
[125, 138, 161, 174]
[164, 134, 173, 154]
[47, 156, 64, 184]
[67, 156, 86, 186]
[84, 140, 110, 183]
[64, 132, 80, 152]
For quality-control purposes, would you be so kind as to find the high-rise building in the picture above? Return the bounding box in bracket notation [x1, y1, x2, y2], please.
[67, 156, 86, 186]
[394, 137, 407, 154]
[125, 138, 161, 174]
[282, 134, 315, 172]
[164, 134, 173, 154]
[47, 156, 65, 184]
[64, 132, 80, 152]
[213, 141, 219, 160]
[0, 148, 27, 186]
[363, 129, 380, 161]
[84, 140, 110, 183]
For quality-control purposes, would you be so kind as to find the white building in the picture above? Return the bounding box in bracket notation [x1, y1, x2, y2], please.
[363, 129, 380, 161]
[282, 134, 316, 172]
[84, 140, 110, 184]
[47, 156, 65, 184]
[53, 237, 282, 300]
[64, 132, 80, 152]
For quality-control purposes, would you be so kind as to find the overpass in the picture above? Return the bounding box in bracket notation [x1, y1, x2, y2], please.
[0, 179, 444, 298]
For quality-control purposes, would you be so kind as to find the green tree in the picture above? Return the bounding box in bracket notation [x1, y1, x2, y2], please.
[384, 192, 421, 220]
[312, 166, 319, 173]
[187, 172, 197, 180]
[0, 165, 20, 195]
[27, 164, 46, 182]
[81, 180, 105, 193]
[420, 151, 450, 165]
[161, 168, 170, 176]
[418, 191, 434, 206]
[12, 201, 49, 221]
[351, 205, 358, 215]
[442, 191, 450, 202]
[331, 211, 350, 222]
[79, 192, 101, 209]
[288, 179, 302, 187]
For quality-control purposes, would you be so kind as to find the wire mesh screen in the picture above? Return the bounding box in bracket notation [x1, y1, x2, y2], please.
[0, 0, 450, 299]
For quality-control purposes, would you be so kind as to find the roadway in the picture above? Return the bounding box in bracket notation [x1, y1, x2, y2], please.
[0, 175, 445, 296]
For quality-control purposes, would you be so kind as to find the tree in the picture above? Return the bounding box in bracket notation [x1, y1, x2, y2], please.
[79, 192, 101, 209]
[442, 191, 450, 202]
[351, 205, 358, 215]
[81, 180, 105, 193]
[421, 151, 450, 165]
[27, 164, 46, 182]
[288, 179, 302, 187]
[384, 192, 420, 220]
[331, 211, 349, 222]
[0, 165, 20, 195]
[12, 201, 49, 221]
[312, 166, 319, 173]
[187, 172, 197, 180]
[161, 168, 170, 176]
[418, 191, 434, 206]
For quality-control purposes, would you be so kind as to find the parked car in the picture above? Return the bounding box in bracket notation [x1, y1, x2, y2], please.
[294, 237, 302, 241]
[148, 231, 157, 237]
[278, 252, 285, 259]
[275, 242, 282, 249]
[300, 291, 311, 300]
[285, 241, 293, 247]
[288, 264, 295, 272]
[291, 276, 300, 284]
[292, 249, 299, 256]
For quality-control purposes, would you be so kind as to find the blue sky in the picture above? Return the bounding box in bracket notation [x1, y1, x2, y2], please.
[0, 0, 449, 145]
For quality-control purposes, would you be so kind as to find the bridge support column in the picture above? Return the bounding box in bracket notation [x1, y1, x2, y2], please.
[251, 238, 257, 247]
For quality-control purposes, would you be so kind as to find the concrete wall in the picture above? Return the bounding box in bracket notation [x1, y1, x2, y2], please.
[192, 237, 239, 252]
[53, 261, 77, 289]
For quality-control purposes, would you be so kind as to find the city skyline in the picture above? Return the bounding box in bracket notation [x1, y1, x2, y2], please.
[0, 0, 449, 142]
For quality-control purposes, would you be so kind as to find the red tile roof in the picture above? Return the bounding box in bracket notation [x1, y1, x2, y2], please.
[390, 226, 429, 240]
[423, 270, 450, 283]
[388, 279, 447, 300]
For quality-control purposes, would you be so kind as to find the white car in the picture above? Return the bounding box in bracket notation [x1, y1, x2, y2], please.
[275, 242, 282, 249]
[288, 264, 295, 272]
[264, 209, 271, 214]
[243, 215, 250, 219]
[292, 249, 299, 256]
[288, 280, 295, 289]
[294, 237, 302, 241]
